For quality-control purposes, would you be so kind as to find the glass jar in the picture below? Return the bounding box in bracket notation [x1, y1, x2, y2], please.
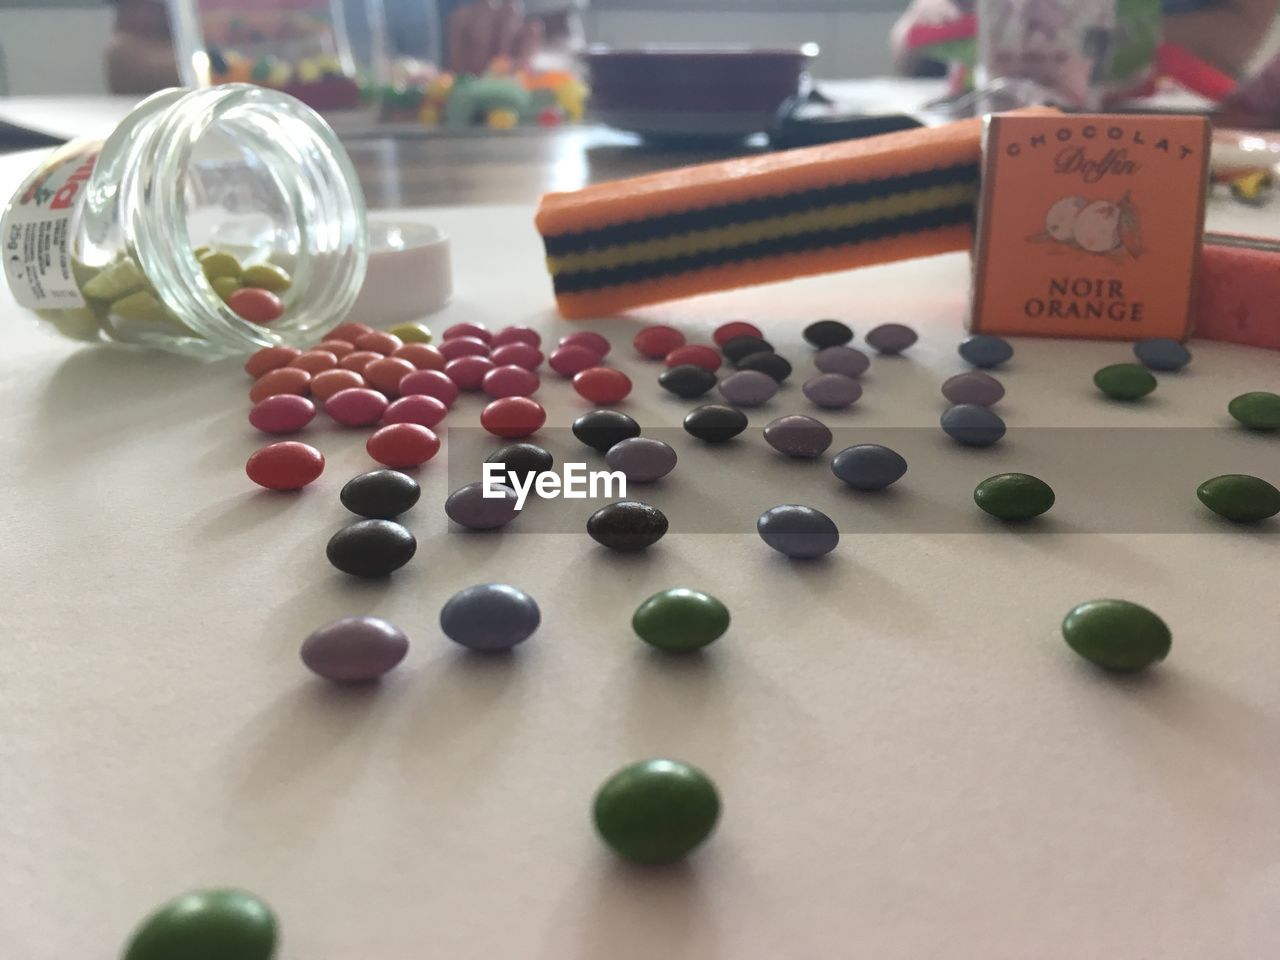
[2, 84, 367, 356]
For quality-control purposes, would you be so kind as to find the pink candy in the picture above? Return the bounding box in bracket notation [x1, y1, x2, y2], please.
[445, 355, 496, 391]
[491, 325, 541, 348]
[490, 342, 544, 370]
[325, 387, 390, 427]
[548, 344, 602, 377]
[399, 369, 460, 407]
[249, 394, 316, 435]
[442, 322, 492, 343]
[482, 364, 540, 398]
[383, 394, 449, 427]
[438, 336, 491, 361]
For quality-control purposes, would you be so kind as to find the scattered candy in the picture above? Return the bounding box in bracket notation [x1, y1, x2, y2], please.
[339, 350, 384, 374]
[1196, 474, 1280, 522]
[865, 323, 918, 355]
[718, 369, 778, 407]
[288, 349, 339, 375]
[605, 437, 678, 482]
[721, 335, 773, 364]
[391, 343, 447, 371]
[242, 263, 293, 293]
[367, 423, 441, 468]
[301, 616, 409, 682]
[764, 415, 833, 459]
[355, 331, 404, 355]
[559, 330, 611, 358]
[634, 324, 686, 359]
[974, 473, 1055, 521]
[490, 342, 544, 370]
[659, 364, 717, 399]
[942, 371, 1005, 407]
[548, 344, 602, 377]
[632, 588, 729, 653]
[245, 345, 300, 379]
[445, 481, 520, 529]
[1061, 599, 1171, 671]
[713, 321, 763, 347]
[328, 321, 374, 342]
[121, 889, 276, 960]
[593, 759, 720, 865]
[341, 469, 421, 519]
[245, 441, 324, 491]
[1228, 391, 1280, 431]
[444, 355, 496, 391]
[941, 404, 1006, 447]
[387, 321, 433, 344]
[201, 251, 243, 283]
[802, 373, 862, 410]
[572, 410, 641, 452]
[326, 519, 417, 577]
[481, 396, 547, 438]
[325, 387, 390, 427]
[442, 322, 491, 343]
[227, 287, 284, 324]
[248, 366, 310, 404]
[831, 444, 907, 490]
[803, 319, 854, 348]
[587, 500, 669, 551]
[1133, 337, 1191, 372]
[399, 369, 459, 407]
[438, 336, 491, 361]
[212, 276, 242, 301]
[664, 344, 721, 373]
[440, 583, 541, 652]
[249, 394, 316, 435]
[317, 339, 356, 359]
[1094, 363, 1156, 401]
[382, 394, 447, 428]
[683, 404, 747, 443]
[814, 346, 870, 379]
[486, 443, 554, 484]
[483, 364, 541, 398]
[958, 334, 1013, 369]
[736, 351, 792, 383]
[573, 366, 632, 404]
[757, 504, 839, 558]
[359, 357, 414, 397]
[491, 325, 541, 348]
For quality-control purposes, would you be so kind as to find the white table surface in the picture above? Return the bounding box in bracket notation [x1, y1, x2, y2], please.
[2, 142, 1279, 960]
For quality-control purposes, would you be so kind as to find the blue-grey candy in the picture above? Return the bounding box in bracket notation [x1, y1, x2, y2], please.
[940, 404, 1006, 447]
[814, 346, 870, 379]
[445, 481, 520, 529]
[941, 371, 1005, 407]
[605, 437, 677, 482]
[301, 616, 409, 682]
[1133, 337, 1191, 372]
[831, 444, 907, 491]
[763, 415, 833, 458]
[958, 334, 1013, 369]
[803, 373, 862, 410]
[717, 369, 778, 407]
[865, 323, 917, 355]
[757, 504, 839, 558]
[440, 584, 540, 652]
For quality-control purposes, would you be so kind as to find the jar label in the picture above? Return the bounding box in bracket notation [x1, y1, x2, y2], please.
[2, 140, 101, 310]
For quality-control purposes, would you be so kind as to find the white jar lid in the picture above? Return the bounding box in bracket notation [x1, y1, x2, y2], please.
[347, 219, 453, 327]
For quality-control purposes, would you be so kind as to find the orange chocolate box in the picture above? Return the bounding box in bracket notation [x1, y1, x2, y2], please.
[970, 114, 1211, 341]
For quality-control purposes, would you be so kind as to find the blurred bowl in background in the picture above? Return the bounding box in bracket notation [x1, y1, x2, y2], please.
[584, 44, 819, 141]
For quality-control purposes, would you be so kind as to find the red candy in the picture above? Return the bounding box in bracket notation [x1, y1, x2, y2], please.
[392, 342, 446, 371]
[317, 340, 356, 359]
[366, 423, 441, 468]
[438, 336, 491, 361]
[249, 394, 316, 435]
[228, 288, 285, 324]
[558, 331, 610, 358]
[325, 387, 390, 427]
[443, 322, 492, 343]
[246, 441, 324, 491]
[482, 364, 540, 398]
[249, 367, 311, 404]
[480, 397, 546, 438]
[245, 345, 301, 379]
[310, 368, 365, 402]
[339, 350, 384, 374]
[444, 355, 495, 391]
[399, 369, 460, 407]
[383, 394, 448, 428]
[288, 350, 339, 375]
[664, 344, 721, 373]
[713, 321, 764, 347]
[633, 325, 685, 359]
[354, 331, 404, 355]
[548, 344, 601, 377]
[573, 366, 632, 404]
[490, 342, 544, 370]
[327, 322, 374, 343]
[491, 325, 541, 348]
[362, 357, 417, 396]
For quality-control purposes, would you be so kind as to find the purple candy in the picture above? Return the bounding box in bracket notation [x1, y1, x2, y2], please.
[763, 415, 833, 459]
[941, 371, 1005, 407]
[301, 616, 409, 682]
[865, 323, 918, 355]
[445, 481, 520, 529]
[803, 373, 863, 410]
[814, 346, 870, 379]
[604, 437, 678, 482]
[717, 369, 778, 407]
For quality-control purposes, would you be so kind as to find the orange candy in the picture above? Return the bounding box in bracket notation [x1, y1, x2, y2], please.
[227, 287, 285, 324]
[355, 331, 404, 355]
[339, 350, 385, 374]
[366, 423, 441, 469]
[392, 342, 447, 371]
[249, 366, 311, 404]
[363, 357, 417, 396]
[317, 340, 356, 359]
[289, 350, 340, 375]
[310, 368, 366, 402]
[328, 322, 374, 343]
[245, 345, 301, 379]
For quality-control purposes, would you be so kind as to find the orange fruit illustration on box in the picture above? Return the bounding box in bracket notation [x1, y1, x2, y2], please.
[1033, 191, 1143, 257]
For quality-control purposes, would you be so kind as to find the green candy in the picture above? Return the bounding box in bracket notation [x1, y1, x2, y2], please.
[200, 251, 243, 283]
[1061, 599, 1171, 672]
[632, 588, 729, 652]
[242, 263, 293, 293]
[974, 473, 1055, 521]
[1093, 363, 1156, 401]
[110, 289, 171, 324]
[211, 276, 243, 301]
[593, 759, 721, 865]
[80, 257, 147, 301]
[122, 888, 277, 960]
[388, 321, 433, 344]
[1228, 391, 1280, 431]
[1196, 474, 1280, 523]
